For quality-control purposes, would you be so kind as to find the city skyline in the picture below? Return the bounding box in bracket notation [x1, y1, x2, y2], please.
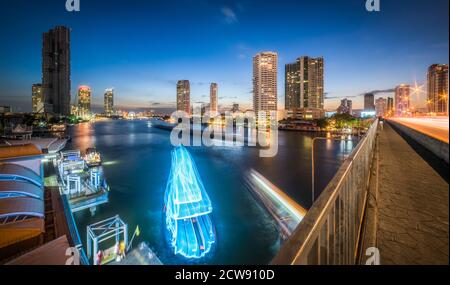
[0, 0, 449, 113]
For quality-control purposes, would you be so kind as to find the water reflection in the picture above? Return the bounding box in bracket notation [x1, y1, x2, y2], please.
[66, 120, 359, 265]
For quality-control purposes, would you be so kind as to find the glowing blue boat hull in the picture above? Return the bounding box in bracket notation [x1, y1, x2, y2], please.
[164, 146, 215, 259]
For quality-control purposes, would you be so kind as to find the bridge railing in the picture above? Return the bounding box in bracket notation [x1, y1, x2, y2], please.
[272, 119, 379, 265]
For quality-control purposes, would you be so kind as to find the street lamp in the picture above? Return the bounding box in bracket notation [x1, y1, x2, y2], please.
[311, 135, 353, 205]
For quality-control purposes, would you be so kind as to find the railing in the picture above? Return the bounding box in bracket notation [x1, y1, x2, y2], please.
[272, 119, 379, 265]
[61, 193, 90, 265]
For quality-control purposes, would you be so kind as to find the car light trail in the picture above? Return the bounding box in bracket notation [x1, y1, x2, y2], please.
[390, 117, 449, 143]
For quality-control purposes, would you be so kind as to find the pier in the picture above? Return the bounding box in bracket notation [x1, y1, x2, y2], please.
[56, 150, 109, 213]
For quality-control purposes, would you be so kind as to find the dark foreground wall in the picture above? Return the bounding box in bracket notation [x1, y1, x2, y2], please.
[387, 120, 449, 164]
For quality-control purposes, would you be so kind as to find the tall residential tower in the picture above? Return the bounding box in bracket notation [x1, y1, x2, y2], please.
[375, 97, 387, 117]
[104, 89, 114, 116]
[285, 56, 324, 117]
[395, 84, 410, 116]
[210, 83, 218, 116]
[77, 86, 91, 117]
[253, 52, 278, 116]
[177, 80, 191, 115]
[427, 64, 449, 114]
[32, 84, 44, 113]
[42, 26, 71, 115]
[364, 93, 375, 111]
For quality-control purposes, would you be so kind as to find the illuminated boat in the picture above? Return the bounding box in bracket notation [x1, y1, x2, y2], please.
[151, 119, 176, 131]
[164, 145, 215, 259]
[84, 148, 102, 167]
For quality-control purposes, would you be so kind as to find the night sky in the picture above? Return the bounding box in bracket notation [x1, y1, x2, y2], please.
[0, 0, 448, 112]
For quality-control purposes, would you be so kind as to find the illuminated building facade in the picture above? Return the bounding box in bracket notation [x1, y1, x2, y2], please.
[395, 84, 410, 116]
[427, 64, 449, 114]
[337, 98, 353, 115]
[303, 56, 324, 110]
[164, 146, 215, 259]
[77, 86, 91, 117]
[104, 88, 114, 116]
[210, 83, 218, 116]
[387, 97, 394, 116]
[285, 56, 324, 118]
[32, 84, 44, 113]
[376, 97, 387, 117]
[177, 80, 191, 115]
[364, 93, 375, 112]
[42, 26, 71, 115]
[285, 61, 301, 111]
[0, 106, 11, 114]
[253, 52, 278, 116]
[287, 108, 325, 120]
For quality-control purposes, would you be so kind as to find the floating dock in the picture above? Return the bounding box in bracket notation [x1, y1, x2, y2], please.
[109, 242, 163, 265]
[56, 150, 109, 213]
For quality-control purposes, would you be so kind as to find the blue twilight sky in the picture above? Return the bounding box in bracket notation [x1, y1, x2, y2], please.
[0, 0, 448, 112]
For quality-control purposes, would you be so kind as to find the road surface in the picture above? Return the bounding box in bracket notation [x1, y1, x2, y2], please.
[389, 117, 449, 143]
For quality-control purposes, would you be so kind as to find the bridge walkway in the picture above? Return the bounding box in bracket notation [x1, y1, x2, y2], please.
[362, 122, 448, 265]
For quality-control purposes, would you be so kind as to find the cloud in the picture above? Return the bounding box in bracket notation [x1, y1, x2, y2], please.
[325, 89, 395, 100]
[221, 7, 238, 24]
[361, 88, 395, 96]
[235, 43, 251, 59]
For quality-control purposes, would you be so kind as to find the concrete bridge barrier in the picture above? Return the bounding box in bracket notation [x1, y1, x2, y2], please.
[387, 120, 449, 164]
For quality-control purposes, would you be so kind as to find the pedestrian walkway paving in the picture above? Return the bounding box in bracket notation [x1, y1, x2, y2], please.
[375, 123, 448, 264]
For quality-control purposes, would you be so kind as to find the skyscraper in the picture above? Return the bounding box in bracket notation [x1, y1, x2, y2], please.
[395, 84, 410, 116]
[177, 80, 191, 115]
[337, 98, 353, 115]
[285, 56, 324, 116]
[104, 88, 114, 116]
[285, 61, 301, 111]
[387, 97, 394, 116]
[253, 52, 278, 116]
[32, 84, 44, 113]
[77, 86, 91, 117]
[306, 57, 325, 110]
[375, 97, 387, 117]
[427, 64, 449, 114]
[42, 26, 71, 115]
[364, 93, 375, 111]
[210, 83, 218, 116]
